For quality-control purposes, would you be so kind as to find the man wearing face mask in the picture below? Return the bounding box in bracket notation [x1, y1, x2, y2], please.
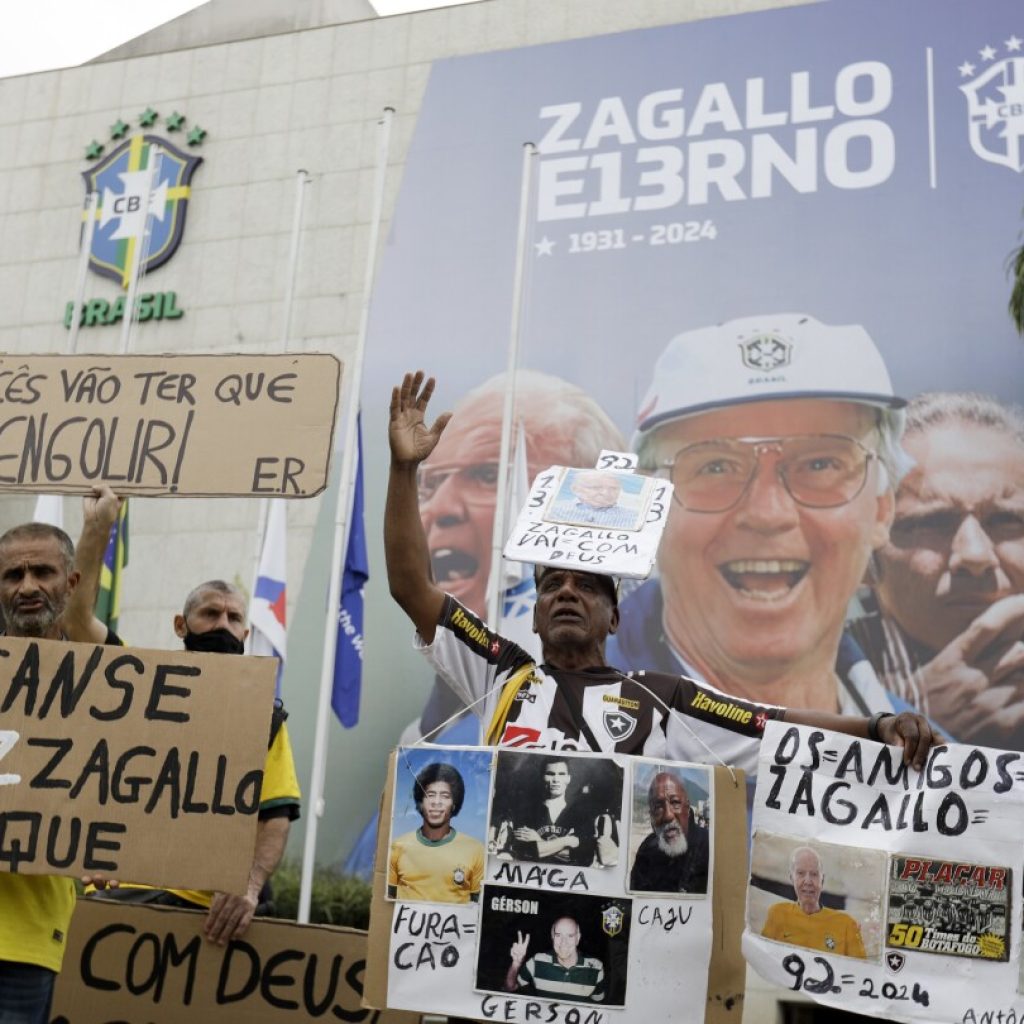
[168, 580, 302, 940]
[75, 569, 301, 943]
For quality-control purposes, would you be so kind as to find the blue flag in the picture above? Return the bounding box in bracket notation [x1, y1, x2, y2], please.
[332, 416, 368, 727]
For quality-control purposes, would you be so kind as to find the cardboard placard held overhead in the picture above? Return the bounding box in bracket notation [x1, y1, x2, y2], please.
[365, 747, 747, 1024]
[50, 899, 421, 1024]
[0, 353, 341, 496]
[0, 635, 275, 894]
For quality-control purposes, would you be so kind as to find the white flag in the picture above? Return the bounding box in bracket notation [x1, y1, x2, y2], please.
[33, 495, 64, 529]
[250, 499, 287, 691]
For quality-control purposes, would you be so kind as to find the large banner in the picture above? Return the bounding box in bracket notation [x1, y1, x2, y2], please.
[744, 722, 1024, 1021]
[49, 899, 419, 1024]
[365, 747, 747, 1023]
[351, 0, 1024, 854]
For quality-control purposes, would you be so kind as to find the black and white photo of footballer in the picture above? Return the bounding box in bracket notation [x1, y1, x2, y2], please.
[488, 750, 623, 867]
[887, 856, 1011, 961]
[475, 885, 631, 1007]
[627, 762, 711, 895]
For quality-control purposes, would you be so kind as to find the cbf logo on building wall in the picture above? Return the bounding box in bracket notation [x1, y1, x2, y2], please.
[81, 110, 206, 287]
[959, 36, 1024, 172]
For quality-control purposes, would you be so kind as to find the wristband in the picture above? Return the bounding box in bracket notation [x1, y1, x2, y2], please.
[867, 710, 894, 742]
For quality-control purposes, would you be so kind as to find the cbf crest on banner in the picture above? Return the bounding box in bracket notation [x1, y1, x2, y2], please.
[959, 43, 1024, 172]
[82, 128, 203, 287]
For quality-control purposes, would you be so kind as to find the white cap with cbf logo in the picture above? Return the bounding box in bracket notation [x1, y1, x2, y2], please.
[634, 313, 907, 437]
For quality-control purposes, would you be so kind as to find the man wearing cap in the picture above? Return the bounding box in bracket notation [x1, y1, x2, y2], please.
[384, 371, 936, 771]
[608, 314, 911, 718]
[409, 371, 627, 742]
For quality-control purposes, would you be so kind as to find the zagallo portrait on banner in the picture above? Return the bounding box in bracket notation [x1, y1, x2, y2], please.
[350, 0, 1024, 866]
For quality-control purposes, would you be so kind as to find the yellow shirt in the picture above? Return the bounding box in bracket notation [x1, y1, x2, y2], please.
[101, 723, 301, 908]
[0, 874, 76, 972]
[388, 828, 485, 904]
[762, 901, 867, 958]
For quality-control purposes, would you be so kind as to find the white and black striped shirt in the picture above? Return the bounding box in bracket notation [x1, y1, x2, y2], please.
[417, 596, 783, 774]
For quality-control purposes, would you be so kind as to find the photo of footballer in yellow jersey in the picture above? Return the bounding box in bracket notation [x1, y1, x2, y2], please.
[749, 834, 887, 960]
[388, 751, 488, 904]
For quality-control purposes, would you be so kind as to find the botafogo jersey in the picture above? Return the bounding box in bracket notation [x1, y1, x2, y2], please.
[417, 595, 784, 774]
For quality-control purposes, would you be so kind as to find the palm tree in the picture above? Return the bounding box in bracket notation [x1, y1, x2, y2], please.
[1011, 221, 1024, 337]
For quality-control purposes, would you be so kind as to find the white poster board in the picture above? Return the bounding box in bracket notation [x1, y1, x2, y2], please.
[368, 746, 740, 1023]
[744, 722, 1024, 1022]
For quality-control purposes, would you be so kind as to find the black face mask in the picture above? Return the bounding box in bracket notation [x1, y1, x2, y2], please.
[183, 627, 245, 656]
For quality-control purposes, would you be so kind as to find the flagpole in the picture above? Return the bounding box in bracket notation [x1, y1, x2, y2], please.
[68, 191, 98, 354]
[281, 169, 310, 346]
[46, 190, 101, 525]
[119, 145, 162, 354]
[298, 107, 394, 924]
[485, 143, 536, 631]
[249, 169, 311, 621]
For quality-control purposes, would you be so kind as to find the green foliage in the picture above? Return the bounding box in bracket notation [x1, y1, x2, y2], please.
[1010, 235, 1024, 338]
[268, 859, 373, 928]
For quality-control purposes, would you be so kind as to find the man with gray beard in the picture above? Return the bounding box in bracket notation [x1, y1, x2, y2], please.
[629, 772, 709, 894]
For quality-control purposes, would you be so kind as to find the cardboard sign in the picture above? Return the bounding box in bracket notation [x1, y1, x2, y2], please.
[0, 354, 341, 496]
[743, 723, 1024, 1022]
[503, 466, 673, 579]
[366, 747, 747, 1024]
[49, 899, 420, 1024]
[0, 635, 276, 893]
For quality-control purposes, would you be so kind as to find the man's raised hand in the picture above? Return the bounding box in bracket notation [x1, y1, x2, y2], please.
[389, 371, 452, 466]
[83, 484, 123, 533]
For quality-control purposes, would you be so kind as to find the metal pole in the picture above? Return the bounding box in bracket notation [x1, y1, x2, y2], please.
[119, 145, 162, 354]
[68, 191, 98, 354]
[281, 169, 310, 347]
[249, 170, 311, 628]
[298, 107, 394, 924]
[485, 143, 536, 631]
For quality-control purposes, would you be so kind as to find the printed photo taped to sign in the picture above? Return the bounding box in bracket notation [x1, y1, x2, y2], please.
[388, 746, 492, 905]
[0, 354, 340, 497]
[488, 749, 624, 888]
[476, 885, 631, 1009]
[503, 465, 673, 579]
[0, 634, 275, 892]
[626, 760, 713, 898]
[887, 856, 1011, 963]
[743, 722, 1024, 1022]
[749, 832, 886, 961]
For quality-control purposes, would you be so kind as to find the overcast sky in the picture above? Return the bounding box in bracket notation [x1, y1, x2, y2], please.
[1, 0, 474, 78]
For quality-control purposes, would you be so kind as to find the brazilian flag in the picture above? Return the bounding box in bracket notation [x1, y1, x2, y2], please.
[95, 501, 129, 632]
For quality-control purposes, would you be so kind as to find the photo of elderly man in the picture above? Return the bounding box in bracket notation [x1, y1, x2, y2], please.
[628, 764, 711, 895]
[850, 391, 1024, 748]
[611, 313, 912, 721]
